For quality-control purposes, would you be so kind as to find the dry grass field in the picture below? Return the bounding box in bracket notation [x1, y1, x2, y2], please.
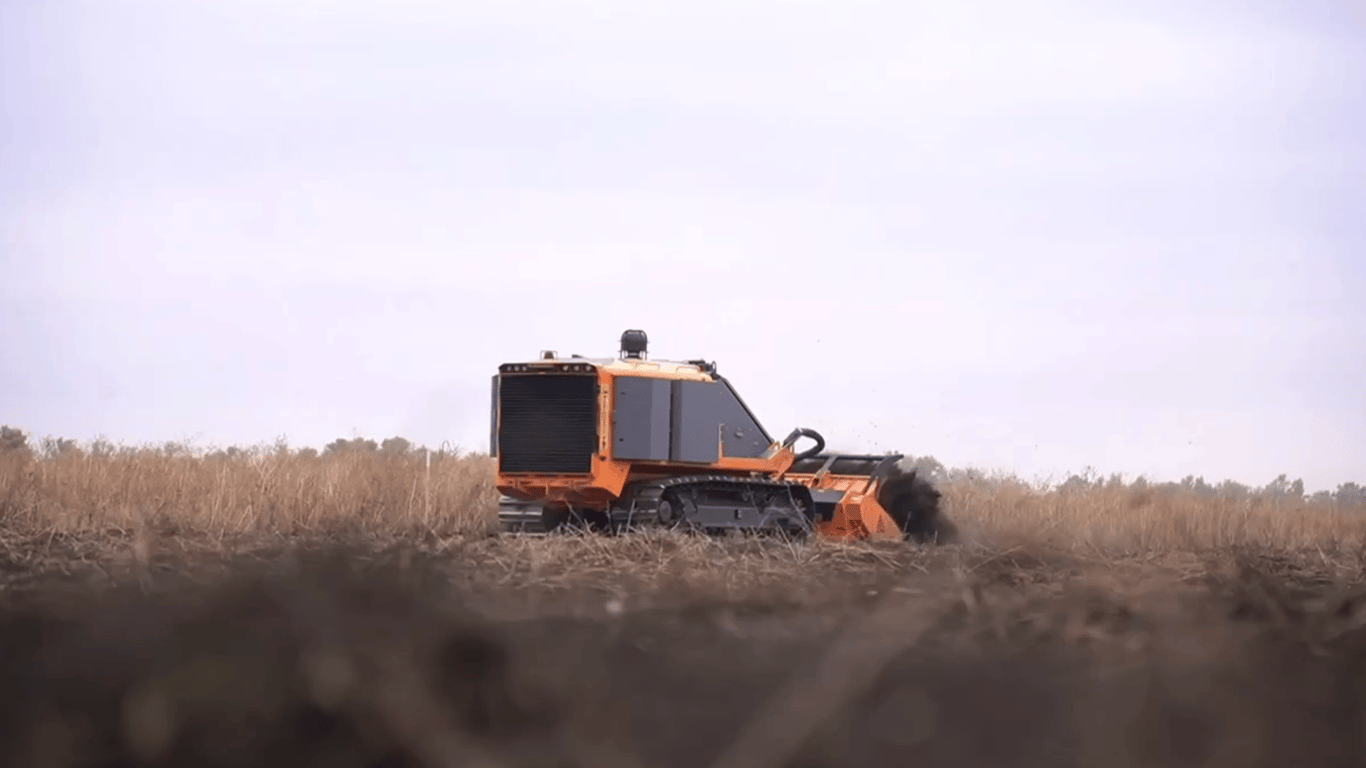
[3, 433, 1366, 767]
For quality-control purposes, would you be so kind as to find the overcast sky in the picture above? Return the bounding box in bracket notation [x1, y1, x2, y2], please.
[3, 0, 1363, 491]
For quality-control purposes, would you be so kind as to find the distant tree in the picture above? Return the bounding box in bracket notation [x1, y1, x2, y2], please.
[947, 467, 988, 485]
[1180, 475, 1217, 497]
[161, 440, 194, 457]
[325, 437, 379, 454]
[40, 437, 80, 458]
[1336, 482, 1365, 507]
[206, 445, 247, 461]
[1059, 474, 1093, 493]
[906, 455, 947, 483]
[1216, 479, 1250, 499]
[0, 426, 30, 455]
[381, 437, 412, 455]
[1258, 474, 1304, 500]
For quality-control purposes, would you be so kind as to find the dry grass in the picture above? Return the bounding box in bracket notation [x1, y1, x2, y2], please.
[943, 473, 1366, 554]
[0, 440, 499, 538]
[1, 435, 1363, 557]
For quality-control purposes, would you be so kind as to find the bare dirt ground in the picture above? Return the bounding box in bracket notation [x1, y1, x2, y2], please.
[3, 530, 1366, 768]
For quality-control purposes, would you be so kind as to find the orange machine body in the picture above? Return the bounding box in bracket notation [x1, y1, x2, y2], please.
[492, 333, 916, 541]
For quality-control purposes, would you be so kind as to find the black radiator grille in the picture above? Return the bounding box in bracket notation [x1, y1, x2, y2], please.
[497, 374, 598, 474]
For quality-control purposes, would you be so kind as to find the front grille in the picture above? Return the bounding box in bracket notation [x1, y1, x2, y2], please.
[497, 374, 597, 474]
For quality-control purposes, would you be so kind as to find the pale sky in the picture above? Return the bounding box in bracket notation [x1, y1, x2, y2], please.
[3, 0, 1363, 492]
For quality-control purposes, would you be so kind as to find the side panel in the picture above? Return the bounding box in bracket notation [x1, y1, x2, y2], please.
[716, 385, 771, 458]
[612, 376, 672, 460]
[715, 375, 776, 446]
[666, 379, 771, 462]
[670, 380, 718, 463]
[670, 379, 772, 462]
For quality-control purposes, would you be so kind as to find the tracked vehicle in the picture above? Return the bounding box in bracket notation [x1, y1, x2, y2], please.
[492, 330, 949, 543]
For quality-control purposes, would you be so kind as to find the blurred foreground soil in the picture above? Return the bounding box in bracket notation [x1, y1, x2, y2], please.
[2, 531, 1365, 768]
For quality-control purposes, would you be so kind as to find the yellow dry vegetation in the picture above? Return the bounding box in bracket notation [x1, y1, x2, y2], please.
[942, 474, 1366, 554]
[1, 438, 1363, 556]
[0, 441, 499, 537]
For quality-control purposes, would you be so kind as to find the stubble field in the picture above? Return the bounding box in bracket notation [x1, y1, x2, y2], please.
[2, 440, 1366, 767]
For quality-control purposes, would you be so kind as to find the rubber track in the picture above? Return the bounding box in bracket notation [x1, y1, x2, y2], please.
[612, 475, 817, 534]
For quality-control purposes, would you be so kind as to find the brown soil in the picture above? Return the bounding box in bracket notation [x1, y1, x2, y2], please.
[2, 531, 1365, 768]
